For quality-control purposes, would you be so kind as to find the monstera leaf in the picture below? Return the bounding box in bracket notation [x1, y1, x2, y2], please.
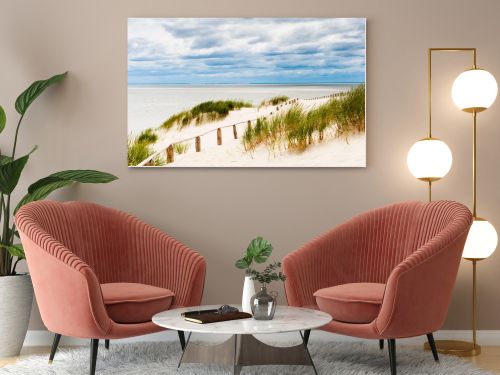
[235, 258, 251, 269]
[235, 237, 274, 270]
[246, 236, 273, 263]
[15, 169, 117, 213]
[15, 72, 67, 115]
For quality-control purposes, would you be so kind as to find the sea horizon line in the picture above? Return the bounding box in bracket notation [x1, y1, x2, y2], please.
[128, 82, 365, 87]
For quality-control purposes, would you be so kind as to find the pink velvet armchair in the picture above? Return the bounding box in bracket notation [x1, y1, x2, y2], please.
[16, 200, 206, 375]
[283, 200, 472, 375]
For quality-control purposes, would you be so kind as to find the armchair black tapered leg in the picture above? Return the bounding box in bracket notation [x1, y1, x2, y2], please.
[388, 339, 396, 375]
[379, 339, 384, 350]
[426, 333, 439, 362]
[105, 340, 110, 350]
[90, 339, 99, 375]
[303, 329, 311, 347]
[177, 330, 186, 350]
[48, 333, 62, 363]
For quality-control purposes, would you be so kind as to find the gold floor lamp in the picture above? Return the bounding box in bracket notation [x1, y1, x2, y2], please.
[407, 48, 498, 356]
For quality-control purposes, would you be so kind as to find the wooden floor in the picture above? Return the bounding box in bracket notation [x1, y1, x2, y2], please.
[1, 345, 500, 372]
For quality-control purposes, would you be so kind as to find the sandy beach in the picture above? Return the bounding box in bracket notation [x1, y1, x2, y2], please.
[136, 95, 365, 167]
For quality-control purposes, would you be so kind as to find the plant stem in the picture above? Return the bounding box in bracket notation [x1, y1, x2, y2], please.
[11, 258, 21, 275]
[2, 194, 11, 274]
[0, 194, 4, 275]
[11, 114, 24, 159]
[2, 114, 24, 275]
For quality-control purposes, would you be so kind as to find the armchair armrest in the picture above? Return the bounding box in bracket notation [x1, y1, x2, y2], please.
[17, 230, 111, 339]
[376, 227, 470, 338]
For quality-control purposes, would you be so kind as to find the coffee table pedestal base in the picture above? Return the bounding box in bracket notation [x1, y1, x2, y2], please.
[178, 333, 317, 374]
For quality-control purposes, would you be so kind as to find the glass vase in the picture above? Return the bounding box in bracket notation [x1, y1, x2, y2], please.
[250, 285, 278, 320]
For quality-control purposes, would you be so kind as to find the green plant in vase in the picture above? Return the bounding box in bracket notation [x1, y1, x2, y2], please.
[248, 261, 286, 285]
[0, 72, 117, 357]
[235, 236, 273, 313]
[235, 237, 286, 319]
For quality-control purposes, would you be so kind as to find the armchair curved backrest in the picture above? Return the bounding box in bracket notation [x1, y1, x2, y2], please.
[283, 200, 472, 338]
[16, 200, 206, 338]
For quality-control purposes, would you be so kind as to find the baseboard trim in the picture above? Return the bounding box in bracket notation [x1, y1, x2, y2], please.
[23, 329, 500, 347]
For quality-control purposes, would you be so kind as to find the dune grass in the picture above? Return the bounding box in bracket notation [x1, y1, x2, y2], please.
[173, 143, 190, 154]
[260, 95, 289, 106]
[136, 128, 158, 144]
[243, 85, 365, 153]
[161, 100, 252, 130]
[128, 138, 151, 166]
[128, 129, 162, 166]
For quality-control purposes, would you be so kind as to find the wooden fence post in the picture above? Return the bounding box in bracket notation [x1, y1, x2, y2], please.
[217, 128, 222, 145]
[195, 136, 201, 152]
[166, 145, 174, 164]
[233, 125, 238, 139]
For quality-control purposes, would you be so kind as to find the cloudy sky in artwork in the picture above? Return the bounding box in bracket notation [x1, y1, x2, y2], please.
[128, 18, 365, 85]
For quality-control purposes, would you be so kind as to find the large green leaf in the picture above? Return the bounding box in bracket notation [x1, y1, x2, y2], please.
[0, 244, 24, 260]
[0, 148, 37, 194]
[235, 258, 250, 269]
[28, 169, 117, 193]
[14, 169, 117, 214]
[245, 237, 273, 264]
[15, 72, 67, 115]
[0, 105, 5, 134]
[16, 180, 73, 212]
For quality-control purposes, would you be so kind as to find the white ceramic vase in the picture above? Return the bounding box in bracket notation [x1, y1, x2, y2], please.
[241, 275, 255, 313]
[0, 274, 34, 358]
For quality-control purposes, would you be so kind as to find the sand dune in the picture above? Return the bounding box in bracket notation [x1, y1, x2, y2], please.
[139, 96, 365, 167]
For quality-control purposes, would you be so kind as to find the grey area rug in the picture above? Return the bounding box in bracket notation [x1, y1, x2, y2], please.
[0, 341, 494, 375]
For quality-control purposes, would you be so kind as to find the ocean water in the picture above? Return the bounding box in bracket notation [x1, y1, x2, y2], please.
[127, 84, 358, 135]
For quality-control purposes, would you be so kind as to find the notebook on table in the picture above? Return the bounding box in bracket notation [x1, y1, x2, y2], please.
[182, 309, 252, 324]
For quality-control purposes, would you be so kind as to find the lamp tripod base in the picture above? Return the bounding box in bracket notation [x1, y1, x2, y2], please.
[424, 340, 481, 357]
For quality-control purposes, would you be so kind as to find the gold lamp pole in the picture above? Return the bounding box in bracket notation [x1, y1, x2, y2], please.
[407, 49, 453, 200]
[419, 48, 498, 357]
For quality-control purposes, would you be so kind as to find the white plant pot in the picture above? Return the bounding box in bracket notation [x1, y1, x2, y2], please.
[0, 274, 33, 358]
[241, 276, 255, 313]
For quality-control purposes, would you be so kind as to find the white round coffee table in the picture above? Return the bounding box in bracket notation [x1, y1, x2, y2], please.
[153, 305, 331, 374]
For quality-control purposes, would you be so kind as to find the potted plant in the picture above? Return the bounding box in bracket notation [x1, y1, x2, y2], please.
[235, 237, 273, 312]
[235, 237, 286, 318]
[0, 72, 117, 358]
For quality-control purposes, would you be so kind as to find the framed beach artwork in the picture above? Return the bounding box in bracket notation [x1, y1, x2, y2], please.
[128, 18, 366, 167]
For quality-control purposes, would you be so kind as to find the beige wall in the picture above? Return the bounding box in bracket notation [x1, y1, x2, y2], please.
[2, 0, 500, 331]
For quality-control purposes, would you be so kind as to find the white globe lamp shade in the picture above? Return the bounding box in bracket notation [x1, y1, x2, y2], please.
[452, 69, 498, 113]
[407, 138, 453, 181]
[462, 218, 498, 260]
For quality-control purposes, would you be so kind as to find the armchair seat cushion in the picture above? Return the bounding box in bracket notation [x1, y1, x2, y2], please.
[314, 283, 385, 324]
[101, 283, 174, 324]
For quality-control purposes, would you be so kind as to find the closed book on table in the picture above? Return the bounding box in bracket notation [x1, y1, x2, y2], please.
[183, 311, 252, 324]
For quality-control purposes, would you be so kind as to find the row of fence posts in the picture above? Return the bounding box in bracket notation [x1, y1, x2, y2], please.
[160, 93, 344, 165]
[165, 122, 243, 164]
